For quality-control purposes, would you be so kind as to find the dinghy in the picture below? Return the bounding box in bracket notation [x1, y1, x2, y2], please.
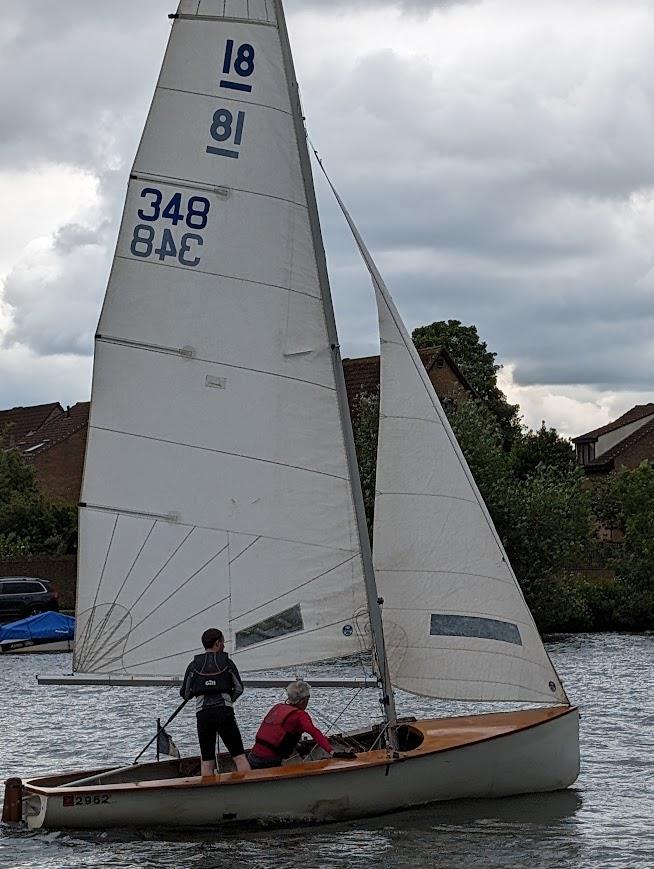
[11, 0, 579, 830]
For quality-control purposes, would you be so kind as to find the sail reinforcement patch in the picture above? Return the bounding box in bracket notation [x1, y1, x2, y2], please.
[235, 604, 304, 650]
[430, 614, 522, 646]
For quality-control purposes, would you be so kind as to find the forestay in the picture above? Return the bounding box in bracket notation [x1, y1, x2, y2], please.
[317, 165, 567, 705]
[74, 0, 369, 678]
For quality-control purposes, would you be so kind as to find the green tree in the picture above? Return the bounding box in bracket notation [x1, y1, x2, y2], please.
[447, 399, 591, 617]
[412, 319, 521, 447]
[0, 534, 31, 559]
[446, 397, 511, 517]
[593, 462, 654, 628]
[0, 446, 36, 496]
[0, 449, 77, 556]
[352, 389, 380, 537]
[509, 422, 577, 480]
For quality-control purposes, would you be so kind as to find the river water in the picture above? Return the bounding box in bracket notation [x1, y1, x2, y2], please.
[0, 633, 652, 868]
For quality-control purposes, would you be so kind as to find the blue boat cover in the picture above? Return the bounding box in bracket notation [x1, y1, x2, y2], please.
[0, 612, 75, 643]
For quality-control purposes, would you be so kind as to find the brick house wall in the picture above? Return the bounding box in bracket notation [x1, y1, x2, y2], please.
[32, 427, 88, 505]
[428, 360, 470, 407]
[14, 402, 90, 505]
[343, 346, 474, 415]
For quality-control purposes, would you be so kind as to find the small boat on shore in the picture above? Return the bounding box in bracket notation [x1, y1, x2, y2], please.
[0, 612, 74, 654]
[5, 0, 579, 830]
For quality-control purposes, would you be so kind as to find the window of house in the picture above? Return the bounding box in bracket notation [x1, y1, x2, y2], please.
[577, 442, 596, 465]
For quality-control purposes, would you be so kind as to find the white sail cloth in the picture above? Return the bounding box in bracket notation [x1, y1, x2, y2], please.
[74, 0, 368, 678]
[316, 164, 567, 705]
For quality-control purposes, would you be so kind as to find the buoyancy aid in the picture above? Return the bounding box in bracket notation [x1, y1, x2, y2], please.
[189, 651, 235, 697]
[254, 703, 302, 759]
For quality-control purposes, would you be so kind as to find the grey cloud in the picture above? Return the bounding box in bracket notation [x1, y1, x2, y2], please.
[53, 224, 104, 254]
[303, 36, 654, 391]
[2, 0, 654, 417]
[2, 222, 112, 356]
[0, 1, 170, 171]
[0, 351, 92, 410]
[0, 2, 170, 363]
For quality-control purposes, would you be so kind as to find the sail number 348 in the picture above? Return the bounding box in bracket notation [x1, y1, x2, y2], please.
[130, 188, 211, 268]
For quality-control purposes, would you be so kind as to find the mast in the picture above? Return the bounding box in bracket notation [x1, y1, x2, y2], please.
[274, 0, 398, 747]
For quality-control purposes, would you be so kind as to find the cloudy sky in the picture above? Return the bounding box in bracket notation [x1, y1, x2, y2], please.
[1, 0, 653, 436]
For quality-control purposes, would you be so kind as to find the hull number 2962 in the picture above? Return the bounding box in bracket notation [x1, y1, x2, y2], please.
[62, 794, 111, 807]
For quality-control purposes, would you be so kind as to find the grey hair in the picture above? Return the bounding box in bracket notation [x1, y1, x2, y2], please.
[286, 680, 311, 705]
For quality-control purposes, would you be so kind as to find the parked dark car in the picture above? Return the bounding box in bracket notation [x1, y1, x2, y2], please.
[0, 577, 59, 624]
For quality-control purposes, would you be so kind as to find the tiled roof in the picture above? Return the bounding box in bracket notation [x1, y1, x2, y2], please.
[585, 416, 654, 473]
[573, 403, 654, 443]
[342, 346, 473, 409]
[17, 402, 90, 458]
[0, 402, 63, 446]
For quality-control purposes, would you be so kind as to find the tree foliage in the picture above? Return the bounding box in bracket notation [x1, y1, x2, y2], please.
[591, 462, 654, 627]
[352, 389, 379, 538]
[447, 399, 592, 618]
[0, 448, 77, 556]
[509, 422, 577, 481]
[412, 319, 521, 446]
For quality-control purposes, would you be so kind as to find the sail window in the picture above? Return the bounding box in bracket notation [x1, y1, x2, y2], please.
[235, 604, 304, 650]
[430, 614, 522, 646]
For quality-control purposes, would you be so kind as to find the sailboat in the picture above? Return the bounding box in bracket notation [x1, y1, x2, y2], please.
[10, 0, 579, 830]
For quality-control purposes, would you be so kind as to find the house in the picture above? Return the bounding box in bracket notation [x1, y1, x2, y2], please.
[343, 345, 474, 415]
[0, 402, 63, 447]
[1, 402, 90, 504]
[573, 403, 654, 476]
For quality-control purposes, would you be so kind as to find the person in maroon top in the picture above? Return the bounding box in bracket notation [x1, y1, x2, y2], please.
[248, 680, 336, 769]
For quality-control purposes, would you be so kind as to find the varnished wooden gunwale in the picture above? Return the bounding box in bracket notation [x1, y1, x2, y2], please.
[22, 706, 576, 797]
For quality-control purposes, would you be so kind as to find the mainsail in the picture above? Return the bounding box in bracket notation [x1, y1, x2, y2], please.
[316, 165, 567, 705]
[74, 0, 370, 678]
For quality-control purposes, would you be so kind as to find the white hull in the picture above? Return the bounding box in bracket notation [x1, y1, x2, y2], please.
[0, 639, 74, 654]
[22, 707, 579, 830]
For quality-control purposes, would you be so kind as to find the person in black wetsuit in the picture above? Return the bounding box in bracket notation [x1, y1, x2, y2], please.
[180, 628, 251, 776]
